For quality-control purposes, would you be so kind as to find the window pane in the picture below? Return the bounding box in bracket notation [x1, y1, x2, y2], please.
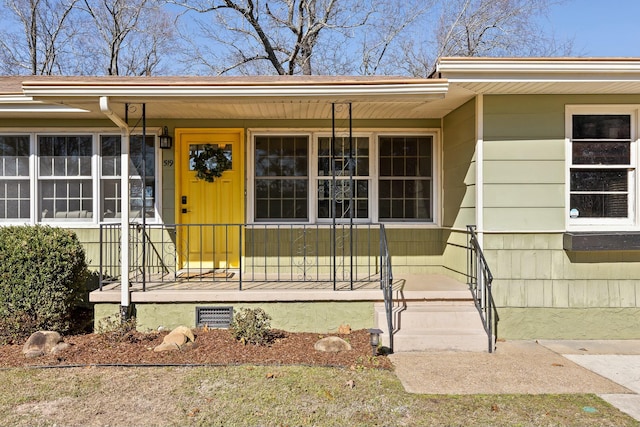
[254, 136, 308, 220]
[0, 180, 30, 219]
[130, 135, 156, 177]
[317, 136, 368, 177]
[570, 170, 627, 192]
[573, 115, 630, 139]
[101, 134, 156, 220]
[101, 135, 120, 176]
[317, 179, 368, 219]
[378, 135, 433, 221]
[0, 136, 29, 178]
[39, 136, 92, 177]
[572, 142, 630, 165]
[570, 194, 627, 218]
[40, 179, 93, 219]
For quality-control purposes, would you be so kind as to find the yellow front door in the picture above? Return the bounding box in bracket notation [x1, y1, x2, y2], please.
[176, 129, 244, 269]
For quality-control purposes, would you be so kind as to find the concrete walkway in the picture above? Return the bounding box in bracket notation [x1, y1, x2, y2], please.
[389, 340, 640, 421]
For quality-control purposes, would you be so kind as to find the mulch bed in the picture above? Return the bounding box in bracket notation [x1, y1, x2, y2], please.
[0, 329, 392, 370]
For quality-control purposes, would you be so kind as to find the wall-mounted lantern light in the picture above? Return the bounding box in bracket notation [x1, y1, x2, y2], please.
[159, 126, 173, 149]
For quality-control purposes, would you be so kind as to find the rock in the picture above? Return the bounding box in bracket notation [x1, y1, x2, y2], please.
[163, 331, 188, 347]
[170, 326, 195, 342]
[22, 331, 64, 358]
[338, 324, 351, 334]
[153, 342, 180, 352]
[156, 326, 197, 352]
[314, 336, 352, 353]
[51, 342, 69, 354]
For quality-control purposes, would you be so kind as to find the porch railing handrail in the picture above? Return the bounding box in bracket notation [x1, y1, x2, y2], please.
[379, 224, 394, 353]
[467, 225, 499, 353]
[99, 222, 385, 291]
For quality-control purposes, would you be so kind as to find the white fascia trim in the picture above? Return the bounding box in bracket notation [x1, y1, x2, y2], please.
[0, 95, 90, 113]
[437, 59, 640, 81]
[22, 82, 449, 99]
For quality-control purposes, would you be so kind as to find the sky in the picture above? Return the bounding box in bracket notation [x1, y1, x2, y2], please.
[545, 0, 640, 56]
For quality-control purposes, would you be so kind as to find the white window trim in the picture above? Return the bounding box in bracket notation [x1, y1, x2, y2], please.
[0, 128, 162, 227]
[247, 128, 441, 226]
[565, 105, 638, 231]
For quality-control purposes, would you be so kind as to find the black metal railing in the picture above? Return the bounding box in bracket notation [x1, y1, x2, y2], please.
[99, 223, 385, 291]
[467, 225, 499, 353]
[379, 224, 394, 353]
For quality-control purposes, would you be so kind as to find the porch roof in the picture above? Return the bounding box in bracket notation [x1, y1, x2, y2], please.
[3, 57, 640, 121]
[0, 75, 460, 120]
[437, 57, 640, 96]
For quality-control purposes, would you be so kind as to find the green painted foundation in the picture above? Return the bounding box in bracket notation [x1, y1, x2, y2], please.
[94, 302, 375, 334]
[498, 307, 640, 340]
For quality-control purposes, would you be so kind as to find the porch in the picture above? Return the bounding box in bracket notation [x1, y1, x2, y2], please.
[89, 222, 496, 352]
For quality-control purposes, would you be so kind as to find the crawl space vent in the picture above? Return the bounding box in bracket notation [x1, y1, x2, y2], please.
[196, 306, 233, 328]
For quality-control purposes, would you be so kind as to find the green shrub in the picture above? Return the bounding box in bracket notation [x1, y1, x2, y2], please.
[0, 225, 89, 343]
[231, 307, 272, 346]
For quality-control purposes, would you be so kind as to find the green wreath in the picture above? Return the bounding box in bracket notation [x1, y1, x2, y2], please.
[192, 145, 232, 182]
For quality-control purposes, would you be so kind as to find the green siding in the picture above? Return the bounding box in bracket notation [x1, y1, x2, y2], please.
[485, 233, 640, 309]
[498, 307, 640, 340]
[442, 99, 476, 229]
[482, 94, 640, 232]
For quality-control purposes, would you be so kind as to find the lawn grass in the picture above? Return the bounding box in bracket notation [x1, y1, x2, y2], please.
[0, 366, 636, 426]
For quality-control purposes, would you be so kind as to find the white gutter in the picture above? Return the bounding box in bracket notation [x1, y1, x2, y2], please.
[22, 82, 449, 99]
[437, 58, 640, 81]
[0, 95, 90, 113]
[99, 96, 131, 319]
[437, 58, 640, 73]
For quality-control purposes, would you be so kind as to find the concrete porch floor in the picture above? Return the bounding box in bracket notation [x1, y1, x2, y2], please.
[89, 273, 472, 303]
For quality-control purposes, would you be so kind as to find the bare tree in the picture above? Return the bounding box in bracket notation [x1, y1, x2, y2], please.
[0, 0, 574, 76]
[171, 0, 373, 75]
[80, 0, 175, 75]
[0, 0, 79, 75]
[433, 0, 573, 64]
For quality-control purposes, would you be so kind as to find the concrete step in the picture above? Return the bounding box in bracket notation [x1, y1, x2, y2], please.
[375, 303, 483, 331]
[374, 301, 489, 352]
[389, 329, 488, 352]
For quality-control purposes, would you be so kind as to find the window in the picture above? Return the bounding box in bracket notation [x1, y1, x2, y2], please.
[252, 131, 437, 224]
[0, 131, 158, 224]
[254, 135, 308, 220]
[379, 135, 433, 221]
[39, 135, 93, 220]
[568, 111, 635, 227]
[317, 136, 369, 220]
[0, 135, 30, 220]
[101, 135, 156, 220]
